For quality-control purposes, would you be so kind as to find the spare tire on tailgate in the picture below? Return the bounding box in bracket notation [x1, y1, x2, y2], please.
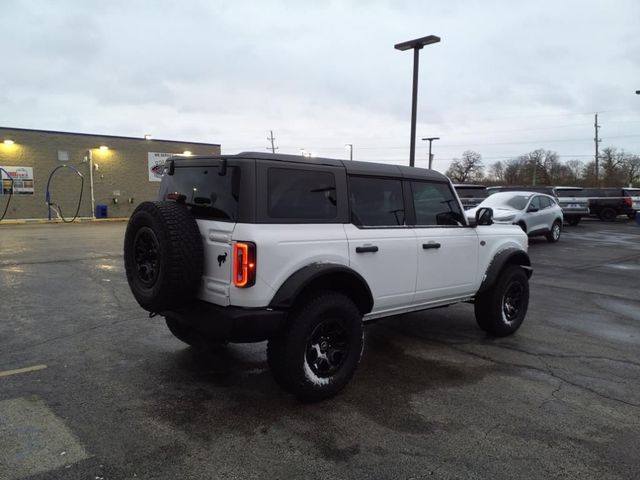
[124, 201, 203, 312]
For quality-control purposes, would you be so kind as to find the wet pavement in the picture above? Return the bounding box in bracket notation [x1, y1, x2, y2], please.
[1, 219, 639, 479]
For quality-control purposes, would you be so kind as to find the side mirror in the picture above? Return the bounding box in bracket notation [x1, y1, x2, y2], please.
[475, 207, 494, 226]
[527, 206, 539, 213]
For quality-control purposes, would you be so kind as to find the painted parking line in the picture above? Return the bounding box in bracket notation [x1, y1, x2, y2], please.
[0, 364, 48, 378]
[0, 396, 89, 480]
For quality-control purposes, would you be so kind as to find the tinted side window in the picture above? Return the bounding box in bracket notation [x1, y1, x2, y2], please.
[539, 196, 552, 208]
[267, 168, 337, 218]
[349, 176, 405, 226]
[529, 196, 542, 210]
[412, 181, 464, 226]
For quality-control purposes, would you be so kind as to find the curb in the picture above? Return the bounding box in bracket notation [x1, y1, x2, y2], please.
[0, 217, 129, 225]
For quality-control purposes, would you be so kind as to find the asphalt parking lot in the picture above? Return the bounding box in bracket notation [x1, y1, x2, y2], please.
[1, 219, 639, 480]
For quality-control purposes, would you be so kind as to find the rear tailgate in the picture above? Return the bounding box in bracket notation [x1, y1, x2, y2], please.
[197, 220, 235, 306]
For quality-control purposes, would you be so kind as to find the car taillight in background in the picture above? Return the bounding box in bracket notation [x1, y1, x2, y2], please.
[623, 197, 632, 207]
[233, 242, 256, 288]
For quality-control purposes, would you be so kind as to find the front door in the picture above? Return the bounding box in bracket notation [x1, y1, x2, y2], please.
[410, 180, 479, 304]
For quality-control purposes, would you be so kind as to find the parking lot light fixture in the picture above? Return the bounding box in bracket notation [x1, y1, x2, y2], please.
[421, 136, 440, 169]
[99, 145, 109, 152]
[144, 134, 152, 140]
[395, 34, 441, 168]
[183, 150, 192, 156]
[3, 139, 15, 145]
[345, 143, 353, 161]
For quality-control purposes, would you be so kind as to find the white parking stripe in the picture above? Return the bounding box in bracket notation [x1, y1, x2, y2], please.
[0, 364, 47, 378]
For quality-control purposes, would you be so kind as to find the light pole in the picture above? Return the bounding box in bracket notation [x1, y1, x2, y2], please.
[345, 143, 353, 161]
[84, 149, 96, 219]
[395, 35, 441, 167]
[421, 136, 440, 169]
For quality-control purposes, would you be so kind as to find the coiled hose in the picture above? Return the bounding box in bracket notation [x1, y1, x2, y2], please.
[45, 165, 84, 223]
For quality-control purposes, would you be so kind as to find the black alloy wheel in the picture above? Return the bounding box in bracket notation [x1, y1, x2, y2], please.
[305, 318, 350, 378]
[474, 265, 529, 337]
[134, 227, 160, 287]
[502, 281, 524, 324]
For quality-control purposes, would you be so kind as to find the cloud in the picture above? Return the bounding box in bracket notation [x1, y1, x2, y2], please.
[1, 0, 639, 171]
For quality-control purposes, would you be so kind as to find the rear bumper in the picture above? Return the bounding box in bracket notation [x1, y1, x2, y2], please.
[160, 301, 287, 343]
[560, 208, 589, 216]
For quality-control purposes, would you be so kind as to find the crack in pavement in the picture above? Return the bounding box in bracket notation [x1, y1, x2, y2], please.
[385, 326, 640, 410]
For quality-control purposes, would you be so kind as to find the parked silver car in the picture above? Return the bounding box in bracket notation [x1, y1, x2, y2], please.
[467, 191, 564, 242]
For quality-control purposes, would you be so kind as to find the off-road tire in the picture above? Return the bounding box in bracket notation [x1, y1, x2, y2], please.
[124, 201, 203, 312]
[267, 291, 363, 402]
[475, 265, 529, 337]
[599, 208, 617, 222]
[545, 220, 562, 243]
[566, 216, 581, 226]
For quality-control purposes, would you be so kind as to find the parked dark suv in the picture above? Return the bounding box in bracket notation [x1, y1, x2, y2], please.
[584, 188, 640, 221]
[453, 184, 488, 210]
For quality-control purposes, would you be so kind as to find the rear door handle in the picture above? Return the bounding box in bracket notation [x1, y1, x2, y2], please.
[356, 245, 379, 253]
[422, 242, 441, 249]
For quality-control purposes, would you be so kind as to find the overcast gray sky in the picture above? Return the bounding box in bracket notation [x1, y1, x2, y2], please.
[1, 0, 639, 172]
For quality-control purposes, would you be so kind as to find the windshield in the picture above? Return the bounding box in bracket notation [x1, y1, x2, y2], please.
[481, 192, 530, 210]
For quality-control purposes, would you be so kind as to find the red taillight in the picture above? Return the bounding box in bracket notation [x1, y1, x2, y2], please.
[233, 242, 256, 288]
[623, 197, 632, 207]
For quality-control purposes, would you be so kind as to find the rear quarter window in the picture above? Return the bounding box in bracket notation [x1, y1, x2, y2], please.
[267, 168, 337, 219]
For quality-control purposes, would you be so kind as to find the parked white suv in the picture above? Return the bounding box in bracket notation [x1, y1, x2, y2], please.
[124, 153, 532, 401]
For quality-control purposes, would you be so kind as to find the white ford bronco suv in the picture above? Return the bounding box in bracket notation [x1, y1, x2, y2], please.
[124, 152, 532, 401]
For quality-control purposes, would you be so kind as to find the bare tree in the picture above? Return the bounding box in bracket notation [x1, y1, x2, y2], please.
[599, 147, 626, 186]
[565, 159, 585, 184]
[489, 161, 505, 184]
[622, 154, 640, 187]
[503, 157, 527, 184]
[445, 150, 485, 183]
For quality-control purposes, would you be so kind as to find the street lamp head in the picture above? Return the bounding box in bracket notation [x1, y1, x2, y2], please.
[394, 35, 441, 51]
[421, 137, 440, 142]
[636, 90, 640, 95]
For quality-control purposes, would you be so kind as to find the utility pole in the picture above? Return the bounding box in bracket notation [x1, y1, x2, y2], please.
[267, 130, 278, 154]
[594, 113, 601, 186]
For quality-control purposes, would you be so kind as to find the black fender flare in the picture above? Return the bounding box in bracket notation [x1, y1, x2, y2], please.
[477, 248, 532, 295]
[269, 263, 374, 314]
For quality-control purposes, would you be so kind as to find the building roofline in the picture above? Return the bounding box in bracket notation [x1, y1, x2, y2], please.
[0, 126, 220, 147]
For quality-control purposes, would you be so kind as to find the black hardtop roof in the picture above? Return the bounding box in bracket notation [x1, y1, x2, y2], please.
[169, 151, 449, 182]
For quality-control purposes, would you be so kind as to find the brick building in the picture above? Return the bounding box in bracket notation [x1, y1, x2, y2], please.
[0, 127, 220, 220]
